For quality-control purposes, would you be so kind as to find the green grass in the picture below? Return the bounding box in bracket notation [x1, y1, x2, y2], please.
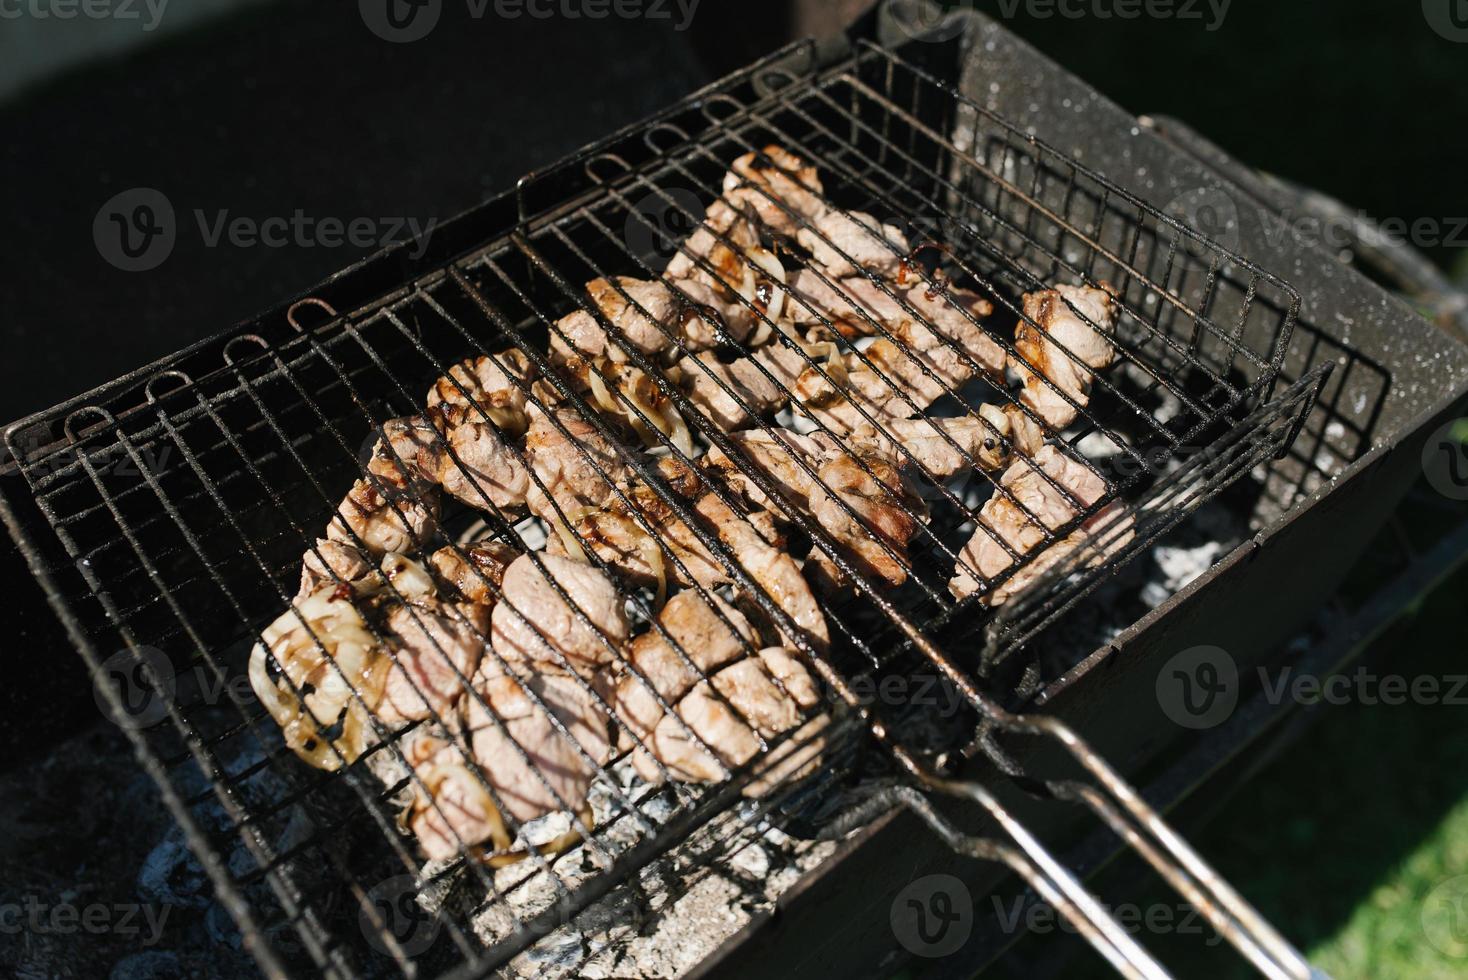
[1313, 792, 1468, 979]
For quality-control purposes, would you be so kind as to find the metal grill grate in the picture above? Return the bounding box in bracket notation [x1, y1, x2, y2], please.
[2, 38, 1327, 980]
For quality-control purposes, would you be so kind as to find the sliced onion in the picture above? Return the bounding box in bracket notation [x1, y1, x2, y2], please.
[739, 248, 787, 324]
[381, 552, 435, 601]
[547, 511, 590, 563]
[251, 585, 390, 771]
[249, 643, 299, 729]
[417, 763, 513, 855]
[483, 405, 528, 439]
[744, 318, 774, 349]
[639, 534, 668, 611]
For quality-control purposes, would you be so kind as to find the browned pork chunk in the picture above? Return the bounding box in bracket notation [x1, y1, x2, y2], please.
[297, 538, 376, 600]
[550, 276, 679, 368]
[490, 552, 629, 676]
[630, 646, 824, 795]
[665, 198, 762, 293]
[847, 406, 1013, 478]
[949, 444, 1131, 606]
[401, 728, 509, 862]
[613, 589, 759, 748]
[722, 145, 827, 236]
[524, 407, 627, 523]
[806, 451, 927, 587]
[327, 478, 439, 557]
[376, 599, 490, 727]
[428, 540, 519, 606]
[426, 350, 536, 437]
[462, 662, 612, 824]
[796, 209, 909, 279]
[1012, 282, 1120, 430]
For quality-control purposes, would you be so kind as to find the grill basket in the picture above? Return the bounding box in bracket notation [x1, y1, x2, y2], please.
[2, 36, 1329, 980]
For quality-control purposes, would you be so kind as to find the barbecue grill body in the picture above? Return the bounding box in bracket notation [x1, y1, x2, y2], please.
[0, 10, 1463, 980]
[688, 13, 1468, 979]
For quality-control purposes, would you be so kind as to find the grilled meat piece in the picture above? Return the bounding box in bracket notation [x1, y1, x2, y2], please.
[788, 274, 998, 361]
[429, 541, 519, 606]
[1005, 403, 1047, 458]
[796, 210, 909, 279]
[490, 552, 630, 676]
[461, 662, 612, 824]
[402, 728, 510, 862]
[847, 405, 1013, 477]
[432, 405, 532, 513]
[668, 277, 760, 351]
[785, 282, 1003, 434]
[631, 646, 823, 794]
[702, 428, 838, 511]
[613, 589, 759, 745]
[697, 492, 830, 656]
[807, 451, 926, 587]
[550, 276, 678, 368]
[665, 198, 762, 294]
[678, 345, 802, 431]
[546, 457, 782, 592]
[327, 478, 438, 557]
[1012, 282, 1120, 430]
[377, 599, 490, 727]
[704, 427, 923, 587]
[722, 145, 827, 237]
[298, 538, 376, 600]
[949, 444, 1129, 605]
[367, 415, 445, 491]
[368, 409, 531, 515]
[524, 407, 628, 523]
[425, 351, 535, 437]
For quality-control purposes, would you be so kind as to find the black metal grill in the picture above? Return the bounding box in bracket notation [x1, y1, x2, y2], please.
[1, 37, 1329, 980]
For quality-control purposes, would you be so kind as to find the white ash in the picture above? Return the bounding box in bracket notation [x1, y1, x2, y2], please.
[1139, 539, 1225, 608]
[1074, 429, 1127, 459]
[382, 749, 838, 979]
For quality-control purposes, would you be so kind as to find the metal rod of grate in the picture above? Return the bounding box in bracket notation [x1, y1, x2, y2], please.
[0, 38, 1322, 980]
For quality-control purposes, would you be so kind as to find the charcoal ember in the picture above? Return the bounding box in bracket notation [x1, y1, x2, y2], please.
[109, 951, 189, 980]
[137, 831, 212, 911]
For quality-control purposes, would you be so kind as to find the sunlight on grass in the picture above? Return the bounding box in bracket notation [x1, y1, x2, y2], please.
[1312, 794, 1468, 979]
